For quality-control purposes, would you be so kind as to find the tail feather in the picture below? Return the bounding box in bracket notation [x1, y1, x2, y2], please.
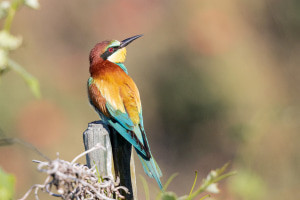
[107, 118, 163, 190]
[137, 151, 163, 190]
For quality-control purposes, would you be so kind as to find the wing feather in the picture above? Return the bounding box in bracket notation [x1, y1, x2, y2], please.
[88, 79, 109, 117]
[89, 74, 150, 158]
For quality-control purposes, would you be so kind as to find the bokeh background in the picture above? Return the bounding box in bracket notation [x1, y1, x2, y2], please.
[1, 0, 300, 199]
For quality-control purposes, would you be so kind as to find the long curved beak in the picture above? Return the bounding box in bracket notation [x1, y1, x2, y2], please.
[120, 34, 143, 48]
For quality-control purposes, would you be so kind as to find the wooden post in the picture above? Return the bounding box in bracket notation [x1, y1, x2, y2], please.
[83, 121, 113, 178]
[83, 121, 137, 199]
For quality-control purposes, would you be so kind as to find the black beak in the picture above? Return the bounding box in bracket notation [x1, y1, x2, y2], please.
[120, 34, 143, 48]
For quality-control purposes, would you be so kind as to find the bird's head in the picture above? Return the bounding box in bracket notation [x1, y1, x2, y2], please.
[89, 34, 143, 65]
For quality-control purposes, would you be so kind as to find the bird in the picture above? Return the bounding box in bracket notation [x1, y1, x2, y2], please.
[87, 34, 163, 190]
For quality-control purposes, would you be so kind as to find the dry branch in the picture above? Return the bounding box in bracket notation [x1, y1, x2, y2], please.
[19, 143, 129, 200]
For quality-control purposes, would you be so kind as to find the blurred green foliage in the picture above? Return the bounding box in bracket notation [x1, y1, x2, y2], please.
[140, 163, 235, 200]
[0, 0, 40, 97]
[0, 1, 39, 199]
[229, 170, 266, 200]
[0, 167, 15, 200]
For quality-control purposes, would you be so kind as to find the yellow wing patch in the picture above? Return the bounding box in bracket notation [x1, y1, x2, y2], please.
[94, 79, 126, 113]
[119, 78, 142, 125]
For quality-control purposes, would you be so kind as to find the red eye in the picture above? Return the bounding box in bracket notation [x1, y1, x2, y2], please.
[108, 47, 114, 52]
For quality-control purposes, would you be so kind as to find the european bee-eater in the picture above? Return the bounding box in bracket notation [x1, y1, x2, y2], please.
[87, 35, 163, 189]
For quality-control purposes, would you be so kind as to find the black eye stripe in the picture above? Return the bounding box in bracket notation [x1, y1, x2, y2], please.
[100, 46, 119, 59]
[111, 46, 119, 51]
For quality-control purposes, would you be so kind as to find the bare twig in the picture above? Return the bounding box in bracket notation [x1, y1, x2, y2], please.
[71, 143, 105, 164]
[0, 129, 50, 161]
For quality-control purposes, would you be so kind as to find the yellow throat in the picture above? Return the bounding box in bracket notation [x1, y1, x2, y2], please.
[107, 47, 127, 63]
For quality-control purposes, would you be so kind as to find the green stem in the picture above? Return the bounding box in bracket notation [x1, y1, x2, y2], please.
[8, 58, 41, 98]
[212, 171, 237, 183]
[3, 0, 24, 32]
[188, 171, 198, 197]
[199, 194, 210, 200]
[186, 171, 237, 200]
[8, 58, 31, 79]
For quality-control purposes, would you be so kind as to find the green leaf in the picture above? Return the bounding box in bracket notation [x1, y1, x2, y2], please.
[163, 173, 178, 191]
[215, 162, 230, 176]
[211, 171, 237, 184]
[0, 31, 22, 50]
[0, 167, 15, 200]
[139, 175, 150, 200]
[156, 173, 178, 200]
[8, 59, 41, 98]
[93, 161, 103, 182]
[25, 74, 40, 98]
